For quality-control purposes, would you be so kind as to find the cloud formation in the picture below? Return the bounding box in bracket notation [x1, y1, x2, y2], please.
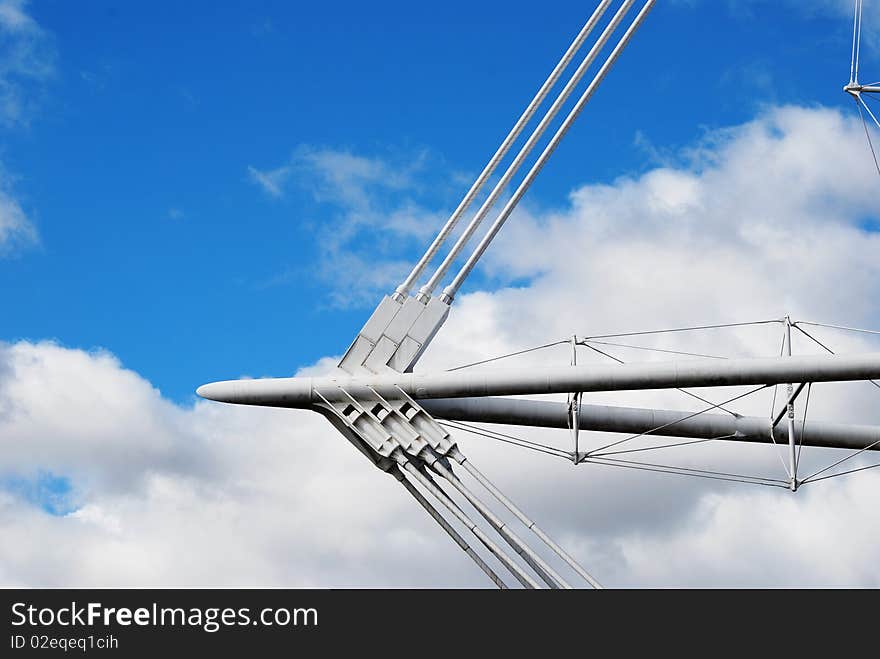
[249, 146, 451, 307]
[0, 0, 50, 253]
[0, 0, 55, 128]
[3, 104, 880, 587]
[0, 178, 36, 254]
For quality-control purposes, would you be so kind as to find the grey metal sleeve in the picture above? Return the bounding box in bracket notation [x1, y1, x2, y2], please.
[420, 397, 880, 452]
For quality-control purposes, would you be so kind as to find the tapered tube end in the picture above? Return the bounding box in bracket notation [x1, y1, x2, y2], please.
[195, 377, 313, 408]
[196, 381, 237, 403]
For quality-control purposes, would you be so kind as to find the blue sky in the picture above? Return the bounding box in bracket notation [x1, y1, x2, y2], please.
[4, 1, 880, 588]
[1, 0, 876, 403]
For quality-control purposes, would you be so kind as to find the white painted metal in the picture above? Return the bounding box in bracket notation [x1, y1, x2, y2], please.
[451, 449, 603, 588]
[393, 0, 615, 302]
[428, 458, 571, 589]
[851, 0, 864, 85]
[311, 383, 456, 462]
[419, 0, 637, 300]
[398, 458, 542, 589]
[568, 335, 581, 462]
[785, 317, 798, 491]
[197, 351, 880, 408]
[771, 382, 806, 430]
[311, 380, 586, 588]
[339, 0, 627, 379]
[420, 397, 880, 452]
[441, 0, 657, 302]
[336, 295, 405, 374]
[845, 84, 880, 95]
[393, 468, 509, 589]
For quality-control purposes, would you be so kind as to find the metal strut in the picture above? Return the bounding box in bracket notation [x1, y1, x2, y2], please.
[844, 4, 880, 100]
[419, 0, 637, 301]
[450, 448, 603, 589]
[785, 316, 798, 491]
[441, 0, 657, 303]
[848, 0, 865, 89]
[568, 335, 582, 464]
[393, 467, 509, 589]
[397, 456, 542, 589]
[316, 379, 600, 588]
[335, 0, 657, 381]
[425, 456, 572, 589]
[394, 0, 615, 301]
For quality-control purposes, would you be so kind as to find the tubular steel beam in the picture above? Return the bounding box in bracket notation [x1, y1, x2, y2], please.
[395, 0, 615, 301]
[397, 458, 541, 589]
[393, 467, 509, 589]
[440, 0, 656, 303]
[451, 448, 603, 588]
[420, 397, 880, 452]
[419, 0, 636, 299]
[198, 351, 880, 408]
[429, 459, 571, 589]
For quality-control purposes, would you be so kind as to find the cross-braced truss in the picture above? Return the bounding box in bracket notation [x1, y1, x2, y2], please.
[430, 317, 880, 491]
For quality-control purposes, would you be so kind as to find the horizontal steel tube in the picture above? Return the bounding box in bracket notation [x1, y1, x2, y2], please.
[197, 352, 880, 408]
[421, 397, 880, 452]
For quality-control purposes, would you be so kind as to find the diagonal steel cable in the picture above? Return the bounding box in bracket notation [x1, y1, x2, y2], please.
[800, 461, 880, 485]
[800, 435, 880, 484]
[583, 385, 770, 456]
[591, 435, 736, 458]
[795, 320, 880, 336]
[440, 420, 570, 459]
[446, 340, 569, 372]
[855, 96, 880, 178]
[791, 323, 880, 391]
[796, 383, 812, 472]
[580, 342, 743, 417]
[588, 456, 790, 485]
[582, 457, 790, 488]
[580, 319, 783, 341]
[582, 339, 728, 360]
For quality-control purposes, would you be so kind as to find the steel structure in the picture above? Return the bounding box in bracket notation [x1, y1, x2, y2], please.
[846, 0, 880, 175]
[198, 0, 880, 588]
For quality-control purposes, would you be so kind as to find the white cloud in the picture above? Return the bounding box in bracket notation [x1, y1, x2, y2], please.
[789, 0, 878, 22]
[0, 0, 55, 128]
[0, 1, 49, 254]
[247, 164, 290, 199]
[249, 146, 450, 308]
[686, 0, 874, 20]
[0, 340, 469, 586]
[4, 105, 880, 587]
[249, 147, 421, 201]
[0, 177, 36, 253]
[0, 0, 38, 31]
[677, 0, 880, 51]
